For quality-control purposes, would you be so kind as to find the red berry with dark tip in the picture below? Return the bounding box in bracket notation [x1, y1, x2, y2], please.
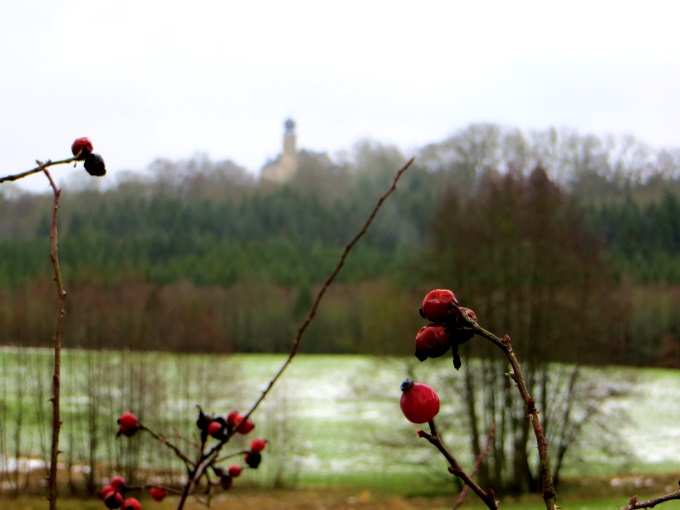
[117, 412, 139, 437]
[226, 410, 239, 426]
[100, 484, 115, 499]
[419, 289, 459, 322]
[399, 379, 440, 424]
[149, 486, 168, 501]
[228, 464, 243, 477]
[71, 137, 93, 159]
[109, 475, 126, 491]
[122, 497, 141, 510]
[414, 323, 451, 361]
[250, 438, 266, 452]
[208, 420, 223, 438]
[220, 474, 233, 490]
[234, 414, 255, 434]
[103, 490, 124, 509]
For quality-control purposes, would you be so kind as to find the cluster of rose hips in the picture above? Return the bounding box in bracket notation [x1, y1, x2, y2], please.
[107, 409, 267, 506]
[415, 289, 477, 369]
[99, 475, 147, 510]
[196, 407, 267, 488]
[71, 136, 106, 176]
[400, 289, 478, 425]
[212, 437, 267, 490]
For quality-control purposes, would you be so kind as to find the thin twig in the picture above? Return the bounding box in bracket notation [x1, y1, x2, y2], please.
[140, 424, 195, 469]
[44, 167, 67, 510]
[1, 156, 78, 184]
[418, 420, 498, 510]
[238, 156, 415, 426]
[175, 157, 415, 510]
[453, 421, 496, 510]
[619, 486, 680, 510]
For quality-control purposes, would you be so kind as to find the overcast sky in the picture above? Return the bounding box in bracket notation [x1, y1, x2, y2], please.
[1, 1, 679, 192]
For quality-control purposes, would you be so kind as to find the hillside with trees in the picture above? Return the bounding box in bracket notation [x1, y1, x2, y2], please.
[1, 125, 680, 365]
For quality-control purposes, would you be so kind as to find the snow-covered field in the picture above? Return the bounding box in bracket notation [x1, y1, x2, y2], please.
[1, 349, 678, 486]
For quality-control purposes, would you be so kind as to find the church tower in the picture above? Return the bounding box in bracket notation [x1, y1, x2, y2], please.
[283, 118, 297, 156]
[260, 118, 299, 183]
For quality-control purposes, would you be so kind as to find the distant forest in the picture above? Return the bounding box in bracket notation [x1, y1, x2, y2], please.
[1, 124, 680, 366]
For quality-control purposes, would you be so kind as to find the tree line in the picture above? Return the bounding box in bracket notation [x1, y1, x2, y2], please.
[1, 125, 680, 366]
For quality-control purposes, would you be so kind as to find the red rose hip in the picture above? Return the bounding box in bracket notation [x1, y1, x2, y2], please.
[149, 486, 168, 501]
[117, 412, 139, 437]
[250, 438, 266, 452]
[122, 497, 141, 510]
[399, 379, 440, 424]
[71, 137, 93, 159]
[109, 475, 126, 491]
[103, 490, 124, 509]
[414, 323, 451, 361]
[208, 420, 223, 438]
[233, 414, 255, 434]
[419, 289, 459, 322]
[228, 464, 243, 477]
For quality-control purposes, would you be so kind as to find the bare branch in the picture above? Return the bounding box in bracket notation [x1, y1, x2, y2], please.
[43, 168, 67, 510]
[453, 421, 496, 510]
[238, 156, 415, 427]
[418, 420, 498, 510]
[1, 156, 78, 184]
[620, 486, 680, 510]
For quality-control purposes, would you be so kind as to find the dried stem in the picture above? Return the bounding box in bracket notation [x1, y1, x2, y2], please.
[1, 156, 78, 184]
[418, 420, 498, 510]
[453, 421, 496, 510]
[175, 157, 415, 510]
[43, 168, 67, 510]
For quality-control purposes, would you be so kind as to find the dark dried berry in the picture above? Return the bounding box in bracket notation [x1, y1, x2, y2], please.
[196, 406, 210, 429]
[220, 474, 233, 490]
[84, 153, 106, 176]
[244, 451, 262, 468]
[103, 490, 124, 509]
